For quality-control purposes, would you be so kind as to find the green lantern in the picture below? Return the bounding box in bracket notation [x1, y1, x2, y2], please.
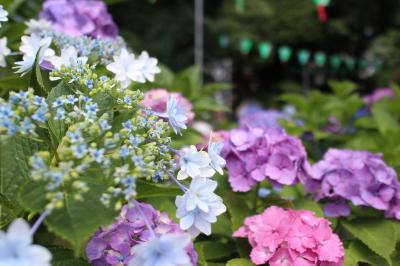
[297, 49, 310, 65]
[345, 56, 356, 71]
[330, 55, 341, 69]
[358, 59, 369, 69]
[218, 35, 229, 48]
[313, 0, 330, 6]
[235, 0, 245, 13]
[278, 46, 293, 63]
[258, 42, 272, 60]
[239, 38, 253, 54]
[314, 51, 327, 67]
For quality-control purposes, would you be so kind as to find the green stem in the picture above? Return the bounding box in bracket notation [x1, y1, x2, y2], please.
[252, 183, 260, 212]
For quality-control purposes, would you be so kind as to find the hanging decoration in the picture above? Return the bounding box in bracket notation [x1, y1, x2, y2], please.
[330, 55, 341, 69]
[314, 51, 327, 66]
[218, 35, 230, 49]
[313, 0, 330, 23]
[297, 49, 311, 65]
[345, 56, 356, 71]
[258, 42, 273, 60]
[239, 38, 253, 54]
[278, 46, 293, 63]
[235, 0, 245, 13]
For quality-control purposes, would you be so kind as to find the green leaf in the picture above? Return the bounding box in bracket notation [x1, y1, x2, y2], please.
[19, 178, 117, 254]
[371, 103, 399, 136]
[136, 179, 182, 199]
[196, 241, 236, 261]
[342, 218, 396, 265]
[226, 258, 254, 266]
[0, 136, 44, 226]
[345, 241, 390, 266]
[224, 191, 252, 231]
[328, 80, 357, 98]
[50, 247, 90, 266]
[195, 243, 209, 266]
[47, 82, 73, 145]
[293, 198, 323, 217]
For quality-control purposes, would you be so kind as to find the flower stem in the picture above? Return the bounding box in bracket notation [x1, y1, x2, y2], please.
[168, 173, 188, 192]
[30, 210, 50, 236]
[132, 200, 157, 239]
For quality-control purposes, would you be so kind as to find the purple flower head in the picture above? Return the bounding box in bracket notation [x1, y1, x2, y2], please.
[86, 202, 197, 266]
[222, 126, 311, 192]
[40, 0, 118, 39]
[363, 88, 395, 107]
[303, 148, 400, 219]
[239, 109, 287, 130]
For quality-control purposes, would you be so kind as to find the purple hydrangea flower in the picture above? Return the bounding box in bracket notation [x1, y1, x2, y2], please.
[86, 202, 197, 266]
[40, 0, 118, 39]
[222, 127, 311, 192]
[363, 88, 395, 107]
[239, 109, 288, 130]
[303, 148, 400, 219]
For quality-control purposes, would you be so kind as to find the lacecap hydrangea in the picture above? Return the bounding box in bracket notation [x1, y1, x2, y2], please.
[234, 206, 344, 266]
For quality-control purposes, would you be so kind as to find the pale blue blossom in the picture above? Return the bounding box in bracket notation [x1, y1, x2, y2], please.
[177, 145, 215, 180]
[166, 96, 188, 135]
[0, 219, 52, 266]
[129, 234, 192, 266]
[207, 141, 226, 175]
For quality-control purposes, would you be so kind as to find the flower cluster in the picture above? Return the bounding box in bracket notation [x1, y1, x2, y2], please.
[239, 109, 288, 129]
[106, 49, 160, 88]
[142, 89, 195, 124]
[40, 0, 118, 39]
[41, 29, 126, 65]
[363, 87, 394, 106]
[234, 206, 344, 265]
[0, 219, 52, 266]
[86, 202, 197, 266]
[222, 127, 311, 192]
[304, 148, 400, 218]
[0, 89, 49, 137]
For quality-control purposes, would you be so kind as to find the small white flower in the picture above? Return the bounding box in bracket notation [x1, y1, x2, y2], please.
[136, 51, 160, 82]
[176, 177, 226, 237]
[48, 46, 88, 80]
[0, 5, 8, 27]
[106, 48, 144, 88]
[14, 34, 55, 76]
[129, 233, 193, 266]
[208, 141, 226, 175]
[25, 19, 53, 35]
[166, 96, 188, 135]
[177, 145, 215, 180]
[0, 37, 10, 67]
[0, 219, 52, 266]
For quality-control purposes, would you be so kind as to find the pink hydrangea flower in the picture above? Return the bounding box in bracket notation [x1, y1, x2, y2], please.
[141, 88, 195, 123]
[234, 206, 344, 266]
[222, 127, 312, 192]
[86, 202, 197, 266]
[363, 88, 395, 106]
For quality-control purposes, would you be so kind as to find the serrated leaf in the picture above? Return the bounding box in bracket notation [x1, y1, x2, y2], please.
[371, 104, 399, 136]
[226, 258, 254, 266]
[0, 136, 45, 226]
[345, 241, 390, 266]
[19, 178, 117, 254]
[342, 218, 396, 265]
[223, 191, 252, 232]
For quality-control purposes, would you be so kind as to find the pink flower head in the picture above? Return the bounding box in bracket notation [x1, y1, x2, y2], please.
[222, 126, 311, 192]
[141, 88, 195, 123]
[302, 148, 400, 219]
[363, 88, 395, 106]
[40, 0, 118, 39]
[86, 202, 197, 266]
[234, 206, 344, 265]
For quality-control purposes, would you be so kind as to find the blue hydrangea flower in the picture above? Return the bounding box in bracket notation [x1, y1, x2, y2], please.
[166, 96, 188, 135]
